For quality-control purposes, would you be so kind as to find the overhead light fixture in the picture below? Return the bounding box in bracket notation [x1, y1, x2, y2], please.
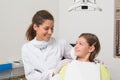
[68, 0, 102, 12]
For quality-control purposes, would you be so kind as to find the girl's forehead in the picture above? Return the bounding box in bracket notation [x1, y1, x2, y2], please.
[77, 37, 87, 43]
[77, 37, 86, 41]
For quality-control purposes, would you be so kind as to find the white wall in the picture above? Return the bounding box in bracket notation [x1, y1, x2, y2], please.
[0, 0, 58, 63]
[59, 0, 120, 80]
[0, 0, 120, 80]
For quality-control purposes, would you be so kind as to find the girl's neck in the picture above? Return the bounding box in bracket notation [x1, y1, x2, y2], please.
[77, 57, 90, 62]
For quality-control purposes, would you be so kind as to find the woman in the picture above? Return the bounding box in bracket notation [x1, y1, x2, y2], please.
[21, 10, 73, 80]
[52, 33, 110, 80]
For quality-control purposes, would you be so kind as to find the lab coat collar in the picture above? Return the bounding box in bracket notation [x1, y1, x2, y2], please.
[30, 37, 50, 49]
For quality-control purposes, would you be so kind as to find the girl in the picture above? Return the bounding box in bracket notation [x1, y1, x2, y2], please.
[52, 33, 110, 80]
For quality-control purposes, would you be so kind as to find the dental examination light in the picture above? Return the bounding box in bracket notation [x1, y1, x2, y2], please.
[68, 0, 102, 12]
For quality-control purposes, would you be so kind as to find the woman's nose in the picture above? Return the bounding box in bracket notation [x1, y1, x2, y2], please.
[48, 29, 53, 34]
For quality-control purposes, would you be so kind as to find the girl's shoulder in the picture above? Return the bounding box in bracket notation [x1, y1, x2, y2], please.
[100, 64, 110, 80]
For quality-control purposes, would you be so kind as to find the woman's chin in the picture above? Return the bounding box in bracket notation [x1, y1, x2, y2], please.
[45, 38, 50, 41]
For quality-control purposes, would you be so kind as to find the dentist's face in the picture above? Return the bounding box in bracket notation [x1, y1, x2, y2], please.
[34, 20, 54, 41]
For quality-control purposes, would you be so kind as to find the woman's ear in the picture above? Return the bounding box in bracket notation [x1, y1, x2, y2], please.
[33, 24, 38, 31]
[89, 46, 95, 53]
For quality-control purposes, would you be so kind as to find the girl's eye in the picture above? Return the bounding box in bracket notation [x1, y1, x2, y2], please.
[44, 27, 49, 30]
[79, 43, 82, 45]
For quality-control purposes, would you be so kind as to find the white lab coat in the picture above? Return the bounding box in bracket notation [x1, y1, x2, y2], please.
[21, 37, 73, 80]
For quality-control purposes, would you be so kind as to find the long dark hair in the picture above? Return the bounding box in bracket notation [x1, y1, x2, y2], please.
[26, 10, 54, 41]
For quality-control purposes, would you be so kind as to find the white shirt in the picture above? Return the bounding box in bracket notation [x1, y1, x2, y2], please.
[21, 37, 73, 80]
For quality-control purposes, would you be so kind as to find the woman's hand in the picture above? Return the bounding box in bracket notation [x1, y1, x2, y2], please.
[53, 59, 72, 75]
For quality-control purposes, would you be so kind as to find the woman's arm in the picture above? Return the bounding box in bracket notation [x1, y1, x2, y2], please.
[21, 45, 53, 80]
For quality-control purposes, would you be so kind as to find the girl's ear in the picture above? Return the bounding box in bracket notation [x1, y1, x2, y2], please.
[89, 46, 95, 53]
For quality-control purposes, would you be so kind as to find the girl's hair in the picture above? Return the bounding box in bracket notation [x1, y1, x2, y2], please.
[26, 10, 54, 41]
[79, 33, 101, 62]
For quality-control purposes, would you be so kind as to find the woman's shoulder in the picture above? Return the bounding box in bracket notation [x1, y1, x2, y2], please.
[22, 41, 30, 47]
[21, 41, 32, 51]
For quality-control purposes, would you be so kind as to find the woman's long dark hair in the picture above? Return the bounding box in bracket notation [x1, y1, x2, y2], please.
[26, 10, 54, 41]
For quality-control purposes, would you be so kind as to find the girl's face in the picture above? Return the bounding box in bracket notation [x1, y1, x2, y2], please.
[74, 37, 94, 61]
[33, 20, 54, 41]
